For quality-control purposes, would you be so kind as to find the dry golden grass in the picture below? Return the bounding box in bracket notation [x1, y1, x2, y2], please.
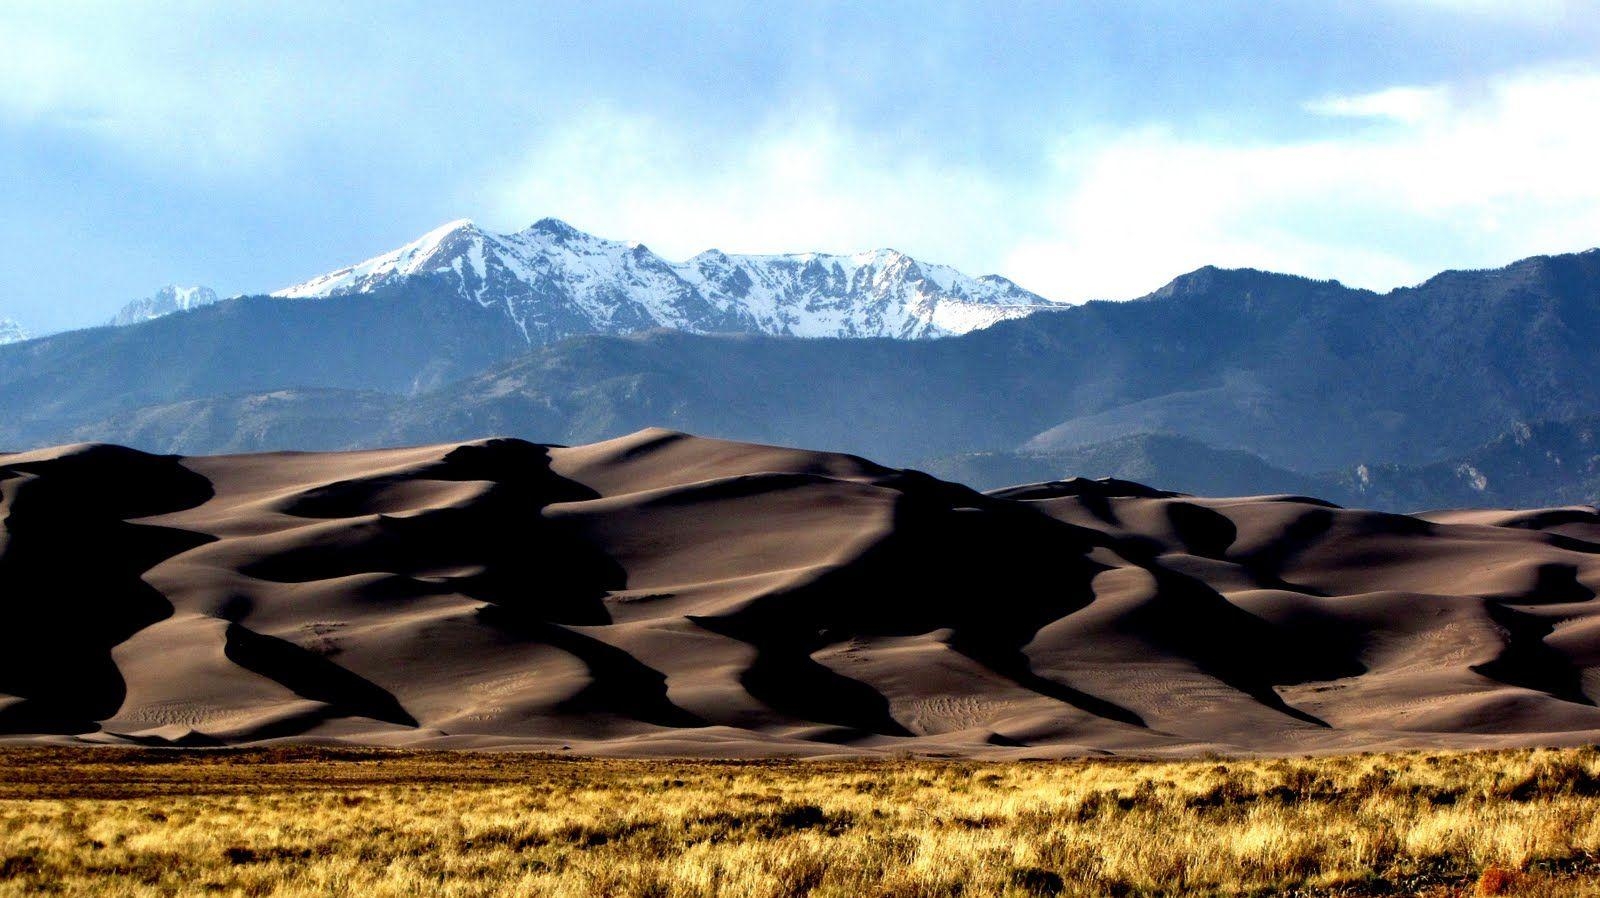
[3, 746, 1600, 896]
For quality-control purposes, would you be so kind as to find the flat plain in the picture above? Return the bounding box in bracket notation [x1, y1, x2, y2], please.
[4, 746, 1600, 897]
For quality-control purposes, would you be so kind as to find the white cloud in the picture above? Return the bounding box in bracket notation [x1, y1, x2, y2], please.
[1304, 86, 1451, 125]
[1003, 66, 1600, 300]
[0, 12, 299, 172]
[490, 107, 1018, 275]
[491, 66, 1600, 304]
[0, 5, 441, 177]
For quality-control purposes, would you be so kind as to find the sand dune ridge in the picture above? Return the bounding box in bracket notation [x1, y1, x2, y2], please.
[4, 428, 1600, 756]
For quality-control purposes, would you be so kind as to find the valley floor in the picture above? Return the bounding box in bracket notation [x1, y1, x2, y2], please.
[3, 748, 1600, 897]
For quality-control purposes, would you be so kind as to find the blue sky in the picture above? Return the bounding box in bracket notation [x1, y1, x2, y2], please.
[3, 1, 1599, 332]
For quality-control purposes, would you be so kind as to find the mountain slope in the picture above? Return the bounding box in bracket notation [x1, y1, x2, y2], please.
[925, 421, 1600, 512]
[8, 247, 1600, 483]
[111, 285, 219, 327]
[0, 285, 525, 450]
[67, 388, 403, 456]
[272, 218, 1057, 342]
[920, 434, 1323, 495]
[1020, 252, 1600, 466]
[367, 249, 1600, 471]
[1330, 415, 1600, 510]
[6, 430, 1600, 754]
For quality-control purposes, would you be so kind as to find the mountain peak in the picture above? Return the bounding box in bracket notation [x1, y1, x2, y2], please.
[405, 218, 483, 251]
[1411, 247, 1600, 297]
[271, 219, 491, 300]
[111, 285, 220, 327]
[0, 316, 27, 345]
[430, 218, 478, 236]
[1149, 265, 1349, 304]
[522, 217, 586, 240]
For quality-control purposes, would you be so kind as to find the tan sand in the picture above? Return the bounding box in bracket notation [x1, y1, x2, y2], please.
[4, 429, 1600, 756]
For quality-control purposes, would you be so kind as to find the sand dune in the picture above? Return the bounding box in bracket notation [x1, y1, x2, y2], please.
[5, 429, 1600, 756]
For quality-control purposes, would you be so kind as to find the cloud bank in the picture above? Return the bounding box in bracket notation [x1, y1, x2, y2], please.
[489, 65, 1600, 302]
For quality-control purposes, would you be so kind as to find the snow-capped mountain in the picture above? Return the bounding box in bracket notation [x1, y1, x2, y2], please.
[273, 218, 1059, 343]
[0, 317, 26, 345]
[112, 285, 220, 326]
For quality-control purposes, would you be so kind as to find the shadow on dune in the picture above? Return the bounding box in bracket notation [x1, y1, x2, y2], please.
[1504, 563, 1596, 605]
[249, 438, 704, 732]
[1165, 501, 1239, 559]
[1118, 567, 1361, 727]
[690, 470, 1375, 736]
[0, 446, 215, 734]
[252, 441, 619, 622]
[1473, 602, 1594, 707]
[987, 478, 1179, 527]
[1227, 506, 1338, 597]
[694, 473, 1148, 735]
[477, 606, 705, 728]
[222, 623, 419, 728]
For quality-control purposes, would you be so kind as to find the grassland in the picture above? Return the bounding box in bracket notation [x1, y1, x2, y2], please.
[3, 747, 1600, 897]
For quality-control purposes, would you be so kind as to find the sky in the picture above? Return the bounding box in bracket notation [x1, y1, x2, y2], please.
[2, 1, 1599, 333]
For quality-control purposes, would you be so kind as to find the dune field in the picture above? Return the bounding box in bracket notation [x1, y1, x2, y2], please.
[4, 428, 1600, 755]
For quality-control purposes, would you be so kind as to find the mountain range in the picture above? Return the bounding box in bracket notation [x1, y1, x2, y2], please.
[922, 419, 1600, 511]
[2, 220, 1599, 511]
[272, 218, 1058, 342]
[1, 286, 222, 346]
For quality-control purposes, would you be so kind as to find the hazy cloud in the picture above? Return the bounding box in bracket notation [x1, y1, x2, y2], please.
[488, 65, 1600, 303]
[491, 107, 1016, 275]
[1303, 86, 1452, 125]
[1004, 66, 1600, 300]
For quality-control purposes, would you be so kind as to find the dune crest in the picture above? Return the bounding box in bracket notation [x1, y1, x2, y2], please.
[4, 430, 1600, 756]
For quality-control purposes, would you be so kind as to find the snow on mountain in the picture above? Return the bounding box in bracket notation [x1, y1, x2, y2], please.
[112, 285, 220, 326]
[0, 317, 26, 345]
[272, 220, 475, 299]
[677, 247, 1049, 339]
[272, 218, 1060, 343]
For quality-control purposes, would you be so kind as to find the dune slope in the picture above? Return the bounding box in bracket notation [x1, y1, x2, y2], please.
[4, 430, 1600, 756]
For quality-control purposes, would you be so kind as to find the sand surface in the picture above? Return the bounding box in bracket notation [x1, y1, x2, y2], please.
[5, 429, 1600, 756]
